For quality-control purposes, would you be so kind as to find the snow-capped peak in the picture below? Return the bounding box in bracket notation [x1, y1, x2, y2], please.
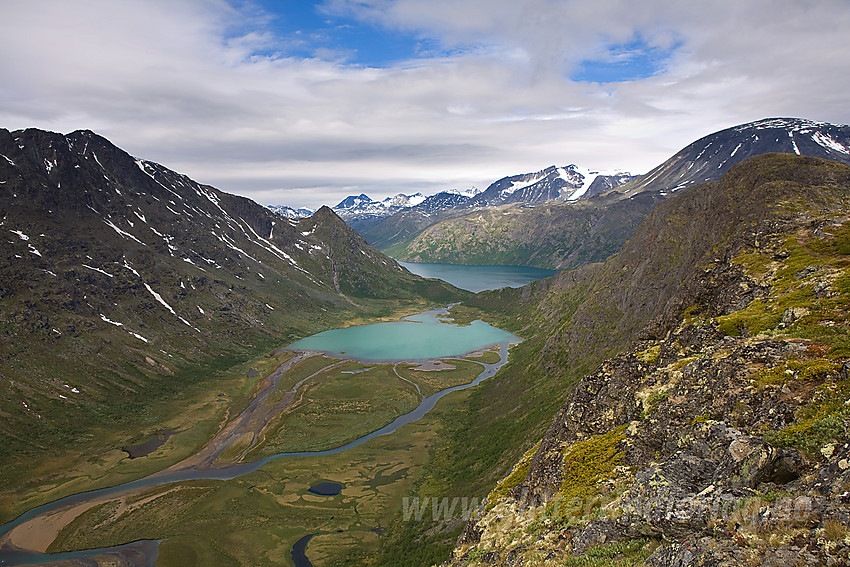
[335, 193, 373, 210]
[735, 118, 831, 132]
[563, 166, 631, 201]
[382, 192, 426, 208]
[445, 187, 482, 198]
[499, 170, 554, 197]
[267, 205, 315, 219]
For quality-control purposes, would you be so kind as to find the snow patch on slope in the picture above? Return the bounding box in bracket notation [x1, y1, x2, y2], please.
[811, 131, 850, 155]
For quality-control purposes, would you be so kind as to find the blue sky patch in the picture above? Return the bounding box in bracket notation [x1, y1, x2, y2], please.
[571, 37, 680, 83]
[247, 0, 436, 66]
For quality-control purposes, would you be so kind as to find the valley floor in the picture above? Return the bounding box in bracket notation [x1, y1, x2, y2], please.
[0, 318, 510, 566]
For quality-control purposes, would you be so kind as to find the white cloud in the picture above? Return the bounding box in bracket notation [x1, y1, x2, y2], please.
[2, 0, 849, 208]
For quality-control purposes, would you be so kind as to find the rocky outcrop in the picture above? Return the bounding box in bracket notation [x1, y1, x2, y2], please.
[446, 155, 850, 566]
[450, 329, 850, 565]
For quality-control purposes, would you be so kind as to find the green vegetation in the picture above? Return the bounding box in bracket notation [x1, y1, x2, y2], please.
[385, 197, 660, 270]
[635, 344, 661, 364]
[753, 359, 841, 387]
[246, 361, 420, 456]
[717, 225, 850, 352]
[558, 426, 627, 517]
[762, 372, 850, 460]
[48, 356, 479, 567]
[639, 388, 669, 420]
[0, 338, 286, 524]
[462, 349, 502, 365]
[486, 440, 542, 511]
[564, 538, 655, 566]
[0, 294, 452, 525]
[395, 358, 488, 397]
[699, 219, 850, 462]
[691, 413, 714, 425]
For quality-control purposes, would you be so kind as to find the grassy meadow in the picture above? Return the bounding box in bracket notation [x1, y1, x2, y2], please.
[39, 345, 499, 566]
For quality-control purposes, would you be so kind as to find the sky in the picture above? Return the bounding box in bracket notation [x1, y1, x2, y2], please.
[2, 0, 850, 209]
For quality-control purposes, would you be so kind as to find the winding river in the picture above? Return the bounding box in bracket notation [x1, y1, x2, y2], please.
[0, 307, 519, 566]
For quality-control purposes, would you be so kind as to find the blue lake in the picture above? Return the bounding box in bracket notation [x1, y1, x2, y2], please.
[398, 261, 557, 293]
[285, 308, 519, 361]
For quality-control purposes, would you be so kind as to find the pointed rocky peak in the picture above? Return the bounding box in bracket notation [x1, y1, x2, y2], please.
[334, 193, 373, 210]
[312, 204, 340, 221]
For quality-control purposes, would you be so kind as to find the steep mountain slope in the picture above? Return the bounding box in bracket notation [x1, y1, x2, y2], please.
[389, 118, 850, 269]
[443, 154, 850, 565]
[618, 117, 850, 198]
[0, 128, 461, 491]
[385, 193, 662, 270]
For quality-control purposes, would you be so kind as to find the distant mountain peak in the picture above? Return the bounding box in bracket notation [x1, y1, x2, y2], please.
[334, 193, 373, 210]
[618, 117, 850, 198]
[472, 163, 634, 206]
[445, 186, 482, 198]
[267, 204, 315, 219]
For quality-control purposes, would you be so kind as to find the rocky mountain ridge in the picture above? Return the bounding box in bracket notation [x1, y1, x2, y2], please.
[617, 118, 850, 199]
[470, 165, 635, 206]
[328, 191, 427, 233]
[361, 166, 636, 251]
[446, 154, 850, 566]
[388, 118, 850, 269]
[315, 165, 633, 237]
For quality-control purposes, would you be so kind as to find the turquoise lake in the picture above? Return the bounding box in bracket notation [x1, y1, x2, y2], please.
[285, 308, 519, 361]
[398, 261, 557, 292]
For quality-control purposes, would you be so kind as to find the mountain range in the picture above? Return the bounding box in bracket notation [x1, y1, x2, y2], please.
[378, 118, 850, 269]
[328, 191, 428, 233]
[269, 165, 636, 240]
[271, 118, 850, 271]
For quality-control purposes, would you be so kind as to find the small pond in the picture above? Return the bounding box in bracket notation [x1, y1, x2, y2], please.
[308, 482, 343, 496]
